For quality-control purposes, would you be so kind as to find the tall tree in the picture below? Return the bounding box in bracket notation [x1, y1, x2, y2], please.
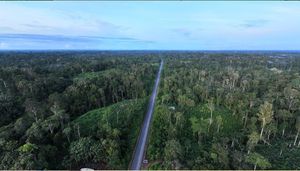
[257, 101, 274, 139]
[24, 99, 44, 122]
[206, 98, 215, 127]
[50, 104, 69, 129]
[283, 87, 300, 111]
[293, 116, 300, 146]
[164, 139, 183, 169]
[245, 152, 271, 170]
[277, 109, 292, 137]
[216, 115, 223, 133]
[247, 131, 260, 154]
[190, 116, 209, 144]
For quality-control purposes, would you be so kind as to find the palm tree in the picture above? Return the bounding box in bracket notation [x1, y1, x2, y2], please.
[216, 115, 223, 133]
[247, 131, 260, 154]
[257, 101, 273, 139]
[190, 117, 209, 144]
[50, 104, 68, 129]
[245, 152, 271, 170]
[174, 112, 184, 129]
[284, 87, 300, 111]
[293, 117, 300, 146]
[277, 109, 292, 137]
[206, 98, 215, 127]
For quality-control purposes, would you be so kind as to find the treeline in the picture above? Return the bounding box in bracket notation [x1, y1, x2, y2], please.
[0, 51, 159, 169]
[147, 52, 300, 170]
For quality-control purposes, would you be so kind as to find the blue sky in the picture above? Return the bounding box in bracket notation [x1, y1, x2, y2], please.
[0, 1, 300, 50]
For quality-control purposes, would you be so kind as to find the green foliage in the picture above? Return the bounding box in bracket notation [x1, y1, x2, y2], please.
[256, 140, 300, 169]
[147, 105, 172, 160]
[18, 143, 38, 153]
[74, 70, 108, 81]
[189, 104, 242, 136]
[245, 152, 271, 170]
[146, 52, 300, 170]
[164, 139, 183, 168]
[190, 116, 209, 136]
[69, 98, 148, 169]
[210, 143, 229, 168]
[0, 52, 158, 169]
[247, 131, 260, 153]
[73, 98, 147, 135]
[177, 95, 195, 107]
[68, 137, 103, 163]
[2, 51, 300, 169]
[257, 101, 274, 137]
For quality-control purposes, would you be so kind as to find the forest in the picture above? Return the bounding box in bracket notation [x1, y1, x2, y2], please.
[146, 51, 300, 170]
[0, 51, 158, 169]
[1, 51, 300, 170]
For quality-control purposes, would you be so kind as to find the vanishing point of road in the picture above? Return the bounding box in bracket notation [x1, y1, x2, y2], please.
[130, 59, 164, 170]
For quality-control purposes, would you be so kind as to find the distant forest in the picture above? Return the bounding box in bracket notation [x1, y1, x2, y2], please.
[1, 51, 300, 170]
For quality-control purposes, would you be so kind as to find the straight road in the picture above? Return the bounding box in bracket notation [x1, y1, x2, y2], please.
[130, 59, 164, 170]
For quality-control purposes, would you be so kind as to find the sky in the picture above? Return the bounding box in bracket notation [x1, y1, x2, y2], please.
[0, 1, 300, 50]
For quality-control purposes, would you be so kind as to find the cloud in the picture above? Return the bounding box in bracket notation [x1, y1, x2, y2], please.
[0, 26, 18, 32]
[21, 23, 58, 31]
[170, 28, 203, 39]
[239, 19, 269, 28]
[172, 28, 192, 37]
[0, 33, 155, 49]
[0, 3, 128, 38]
[1, 2, 299, 50]
[0, 42, 8, 48]
[0, 33, 154, 42]
[272, 6, 300, 16]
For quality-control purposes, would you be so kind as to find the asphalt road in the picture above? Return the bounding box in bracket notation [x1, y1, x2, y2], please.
[130, 60, 164, 170]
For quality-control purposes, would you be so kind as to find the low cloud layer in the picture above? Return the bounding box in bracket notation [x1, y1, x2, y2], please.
[0, 33, 154, 50]
[240, 19, 270, 28]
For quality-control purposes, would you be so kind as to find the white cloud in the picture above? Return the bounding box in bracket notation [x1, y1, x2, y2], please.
[0, 42, 8, 49]
[0, 2, 299, 50]
[64, 44, 72, 49]
[0, 3, 125, 37]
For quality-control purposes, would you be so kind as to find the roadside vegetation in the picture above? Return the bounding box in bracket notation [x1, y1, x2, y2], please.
[1, 51, 300, 170]
[147, 52, 300, 170]
[0, 51, 158, 169]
